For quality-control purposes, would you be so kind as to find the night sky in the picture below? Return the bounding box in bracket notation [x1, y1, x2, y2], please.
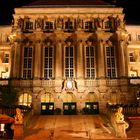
[0, 0, 139, 25]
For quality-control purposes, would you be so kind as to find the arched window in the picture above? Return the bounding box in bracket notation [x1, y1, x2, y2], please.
[41, 92, 54, 102]
[19, 93, 32, 106]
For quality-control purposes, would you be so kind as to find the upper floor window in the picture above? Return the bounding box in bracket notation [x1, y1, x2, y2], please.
[104, 20, 111, 30]
[65, 44, 74, 78]
[43, 45, 54, 79]
[85, 46, 95, 79]
[65, 19, 74, 31]
[129, 52, 135, 62]
[3, 53, 9, 63]
[24, 18, 33, 30]
[105, 46, 116, 78]
[23, 47, 33, 79]
[44, 21, 54, 30]
[85, 21, 93, 30]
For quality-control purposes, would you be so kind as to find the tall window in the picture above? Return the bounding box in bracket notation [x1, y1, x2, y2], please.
[44, 46, 53, 79]
[65, 45, 74, 78]
[86, 46, 95, 78]
[19, 93, 32, 106]
[106, 46, 116, 78]
[23, 47, 33, 79]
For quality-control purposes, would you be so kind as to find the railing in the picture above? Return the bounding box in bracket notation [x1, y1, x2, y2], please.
[5, 78, 130, 88]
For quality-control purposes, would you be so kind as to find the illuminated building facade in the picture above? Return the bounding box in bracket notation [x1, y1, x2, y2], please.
[0, 0, 140, 114]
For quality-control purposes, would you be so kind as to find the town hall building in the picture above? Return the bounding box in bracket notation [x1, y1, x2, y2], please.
[0, 0, 140, 114]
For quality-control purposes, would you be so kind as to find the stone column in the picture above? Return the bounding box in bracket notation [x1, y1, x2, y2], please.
[55, 40, 63, 79]
[76, 41, 84, 79]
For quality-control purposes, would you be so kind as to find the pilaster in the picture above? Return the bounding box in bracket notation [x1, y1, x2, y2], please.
[76, 40, 84, 79]
[34, 32, 42, 79]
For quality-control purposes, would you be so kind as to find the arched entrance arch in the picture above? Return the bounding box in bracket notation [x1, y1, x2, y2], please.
[41, 92, 54, 103]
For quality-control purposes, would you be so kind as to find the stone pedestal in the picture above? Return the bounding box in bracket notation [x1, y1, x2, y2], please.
[14, 124, 24, 140]
[116, 122, 127, 138]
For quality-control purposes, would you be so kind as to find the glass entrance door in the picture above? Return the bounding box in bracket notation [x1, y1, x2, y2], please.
[85, 102, 99, 114]
[63, 102, 77, 115]
[41, 102, 54, 115]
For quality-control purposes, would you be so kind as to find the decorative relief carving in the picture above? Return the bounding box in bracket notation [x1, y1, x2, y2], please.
[14, 15, 125, 32]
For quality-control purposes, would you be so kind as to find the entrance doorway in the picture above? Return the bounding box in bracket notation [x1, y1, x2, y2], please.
[85, 102, 99, 114]
[63, 102, 77, 115]
[41, 102, 54, 115]
[40, 92, 54, 115]
[62, 92, 77, 115]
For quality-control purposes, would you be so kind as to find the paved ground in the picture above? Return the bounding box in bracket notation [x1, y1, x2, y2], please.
[24, 115, 135, 140]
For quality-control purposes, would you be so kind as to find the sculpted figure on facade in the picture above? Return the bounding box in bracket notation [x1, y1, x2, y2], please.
[36, 17, 43, 29]
[15, 108, 23, 124]
[57, 16, 63, 28]
[76, 16, 82, 28]
[95, 17, 102, 29]
[115, 15, 121, 29]
[17, 17, 24, 29]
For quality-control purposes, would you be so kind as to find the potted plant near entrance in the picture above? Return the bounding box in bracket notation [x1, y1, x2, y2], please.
[54, 108, 61, 115]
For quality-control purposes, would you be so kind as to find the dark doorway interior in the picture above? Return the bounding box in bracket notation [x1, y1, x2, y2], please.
[63, 102, 77, 115]
[85, 102, 99, 114]
[41, 102, 54, 115]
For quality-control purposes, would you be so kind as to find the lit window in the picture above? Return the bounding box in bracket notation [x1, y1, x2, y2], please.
[44, 45, 53, 79]
[23, 47, 33, 79]
[65, 45, 74, 78]
[19, 93, 32, 106]
[129, 52, 135, 62]
[85, 46, 95, 79]
[105, 46, 116, 78]
[41, 93, 54, 102]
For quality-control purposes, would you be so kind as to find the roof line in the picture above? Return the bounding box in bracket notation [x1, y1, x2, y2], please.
[22, 4, 116, 8]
